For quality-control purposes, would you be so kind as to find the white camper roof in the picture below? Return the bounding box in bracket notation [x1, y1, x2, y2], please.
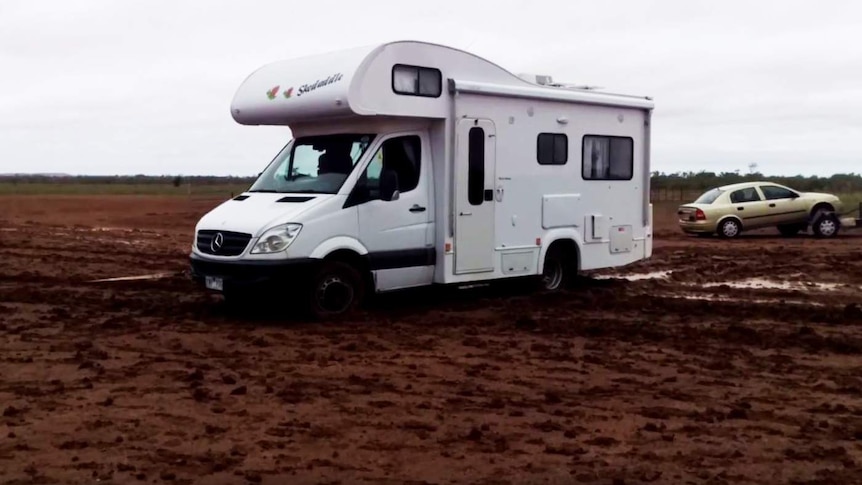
[230, 40, 654, 126]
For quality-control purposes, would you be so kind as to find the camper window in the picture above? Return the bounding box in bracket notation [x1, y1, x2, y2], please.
[392, 64, 442, 98]
[248, 134, 375, 194]
[537, 133, 568, 165]
[581, 135, 633, 181]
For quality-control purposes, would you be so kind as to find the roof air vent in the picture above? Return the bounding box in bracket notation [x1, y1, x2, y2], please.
[517, 73, 554, 86]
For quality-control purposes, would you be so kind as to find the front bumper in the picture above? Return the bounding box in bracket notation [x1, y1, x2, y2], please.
[189, 252, 318, 291]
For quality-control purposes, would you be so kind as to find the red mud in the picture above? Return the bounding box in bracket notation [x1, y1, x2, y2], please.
[2, 195, 862, 484]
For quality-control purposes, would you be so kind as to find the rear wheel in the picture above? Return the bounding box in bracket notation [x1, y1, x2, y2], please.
[718, 219, 741, 239]
[306, 261, 365, 320]
[541, 246, 577, 291]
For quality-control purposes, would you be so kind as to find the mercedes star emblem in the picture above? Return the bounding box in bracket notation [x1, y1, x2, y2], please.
[211, 232, 224, 253]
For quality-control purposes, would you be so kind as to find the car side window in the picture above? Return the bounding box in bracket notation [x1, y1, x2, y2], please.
[760, 185, 796, 200]
[355, 135, 422, 203]
[730, 187, 761, 204]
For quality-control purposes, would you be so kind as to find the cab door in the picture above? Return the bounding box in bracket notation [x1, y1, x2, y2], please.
[759, 185, 808, 225]
[349, 133, 434, 291]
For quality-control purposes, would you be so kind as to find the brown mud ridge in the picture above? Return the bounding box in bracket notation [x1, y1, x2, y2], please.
[2, 195, 862, 484]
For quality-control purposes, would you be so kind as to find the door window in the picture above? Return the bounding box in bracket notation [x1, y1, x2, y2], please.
[730, 187, 761, 204]
[355, 135, 421, 203]
[760, 185, 797, 200]
[468, 127, 485, 206]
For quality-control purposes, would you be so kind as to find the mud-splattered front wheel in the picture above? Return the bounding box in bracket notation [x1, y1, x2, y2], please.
[812, 212, 839, 238]
[306, 261, 365, 320]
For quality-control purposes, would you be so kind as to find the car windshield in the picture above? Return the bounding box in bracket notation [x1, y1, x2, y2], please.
[248, 134, 376, 194]
[693, 187, 724, 204]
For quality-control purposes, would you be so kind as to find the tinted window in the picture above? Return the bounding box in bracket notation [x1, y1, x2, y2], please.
[468, 127, 485, 206]
[582, 135, 633, 180]
[537, 133, 568, 165]
[392, 64, 442, 97]
[760, 185, 797, 200]
[730, 187, 761, 203]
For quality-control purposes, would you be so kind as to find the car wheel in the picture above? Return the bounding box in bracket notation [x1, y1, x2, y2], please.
[718, 219, 741, 239]
[812, 212, 839, 238]
[306, 261, 365, 320]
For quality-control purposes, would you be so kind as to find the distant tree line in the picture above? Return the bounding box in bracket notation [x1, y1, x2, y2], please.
[0, 174, 257, 186]
[3, 171, 862, 194]
[651, 171, 862, 194]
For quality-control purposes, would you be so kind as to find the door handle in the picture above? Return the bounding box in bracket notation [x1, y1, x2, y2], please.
[769, 203, 776, 207]
[737, 207, 744, 211]
[409, 204, 426, 213]
[459, 211, 472, 216]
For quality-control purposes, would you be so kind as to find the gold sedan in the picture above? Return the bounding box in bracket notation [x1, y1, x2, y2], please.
[677, 182, 843, 238]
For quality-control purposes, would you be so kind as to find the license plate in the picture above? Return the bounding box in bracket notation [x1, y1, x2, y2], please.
[205, 276, 224, 291]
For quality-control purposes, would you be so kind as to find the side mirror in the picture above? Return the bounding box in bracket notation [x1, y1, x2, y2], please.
[380, 169, 400, 201]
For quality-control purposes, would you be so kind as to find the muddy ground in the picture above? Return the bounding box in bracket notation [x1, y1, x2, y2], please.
[2, 195, 862, 485]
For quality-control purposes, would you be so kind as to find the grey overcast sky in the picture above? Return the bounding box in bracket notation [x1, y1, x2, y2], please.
[1, 0, 860, 176]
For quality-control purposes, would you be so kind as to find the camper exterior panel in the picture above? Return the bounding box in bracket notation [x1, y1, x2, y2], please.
[447, 91, 651, 279]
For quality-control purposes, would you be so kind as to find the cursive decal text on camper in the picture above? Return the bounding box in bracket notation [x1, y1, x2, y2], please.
[297, 73, 343, 96]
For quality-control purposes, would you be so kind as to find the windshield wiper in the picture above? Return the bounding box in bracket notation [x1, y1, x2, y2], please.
[248, 189, 278, 193]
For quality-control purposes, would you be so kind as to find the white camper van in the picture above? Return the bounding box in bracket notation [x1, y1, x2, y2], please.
[190, 40, 654, 318]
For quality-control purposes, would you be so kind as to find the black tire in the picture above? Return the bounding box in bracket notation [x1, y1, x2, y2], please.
[541, 247, 576, 291]
[811, 212, 840, 238]
[777, 223, 805, 237]
[717, 218, 741, 239]
[306, 261, 365, 320]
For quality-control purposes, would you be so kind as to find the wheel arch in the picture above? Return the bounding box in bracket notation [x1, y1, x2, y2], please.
[810, 202, 835, 218]
[308, 237, 374, 291]
[309, 236, 368, 259]
[320, 248, 375, 293]
[538, 230, 583, 274]
[716, 214, 743, 232]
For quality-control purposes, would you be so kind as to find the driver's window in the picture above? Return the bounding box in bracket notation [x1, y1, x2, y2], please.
[760, 185, 795, 200]
[358, 135, 421, 202]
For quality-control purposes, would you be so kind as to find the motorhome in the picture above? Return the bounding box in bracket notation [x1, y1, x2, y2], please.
[189, 40, 654, 318]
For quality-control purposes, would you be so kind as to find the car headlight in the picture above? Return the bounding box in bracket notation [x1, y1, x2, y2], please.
[251, 223, 302, 254]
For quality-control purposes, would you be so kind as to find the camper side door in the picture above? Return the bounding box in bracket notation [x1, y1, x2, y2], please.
[346, 132, 434, 291]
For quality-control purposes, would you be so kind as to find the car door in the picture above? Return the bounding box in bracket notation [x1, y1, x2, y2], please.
[350, 133, 434, 291]
[728, 187, 771, 229]
[759, 185, 808, 225]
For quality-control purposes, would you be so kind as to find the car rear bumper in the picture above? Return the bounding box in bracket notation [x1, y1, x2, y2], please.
[189, 252, 318, 291]
[678, 220, 716, 233]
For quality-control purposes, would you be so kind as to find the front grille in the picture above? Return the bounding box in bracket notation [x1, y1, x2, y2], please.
[196, 230, 252, 256]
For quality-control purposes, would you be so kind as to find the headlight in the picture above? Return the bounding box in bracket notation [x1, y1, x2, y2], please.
[251, 223, 302, 254]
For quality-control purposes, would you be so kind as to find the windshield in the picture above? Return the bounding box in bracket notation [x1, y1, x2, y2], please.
[249, 134, 376, 194]
[693, 187, 724, 204]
